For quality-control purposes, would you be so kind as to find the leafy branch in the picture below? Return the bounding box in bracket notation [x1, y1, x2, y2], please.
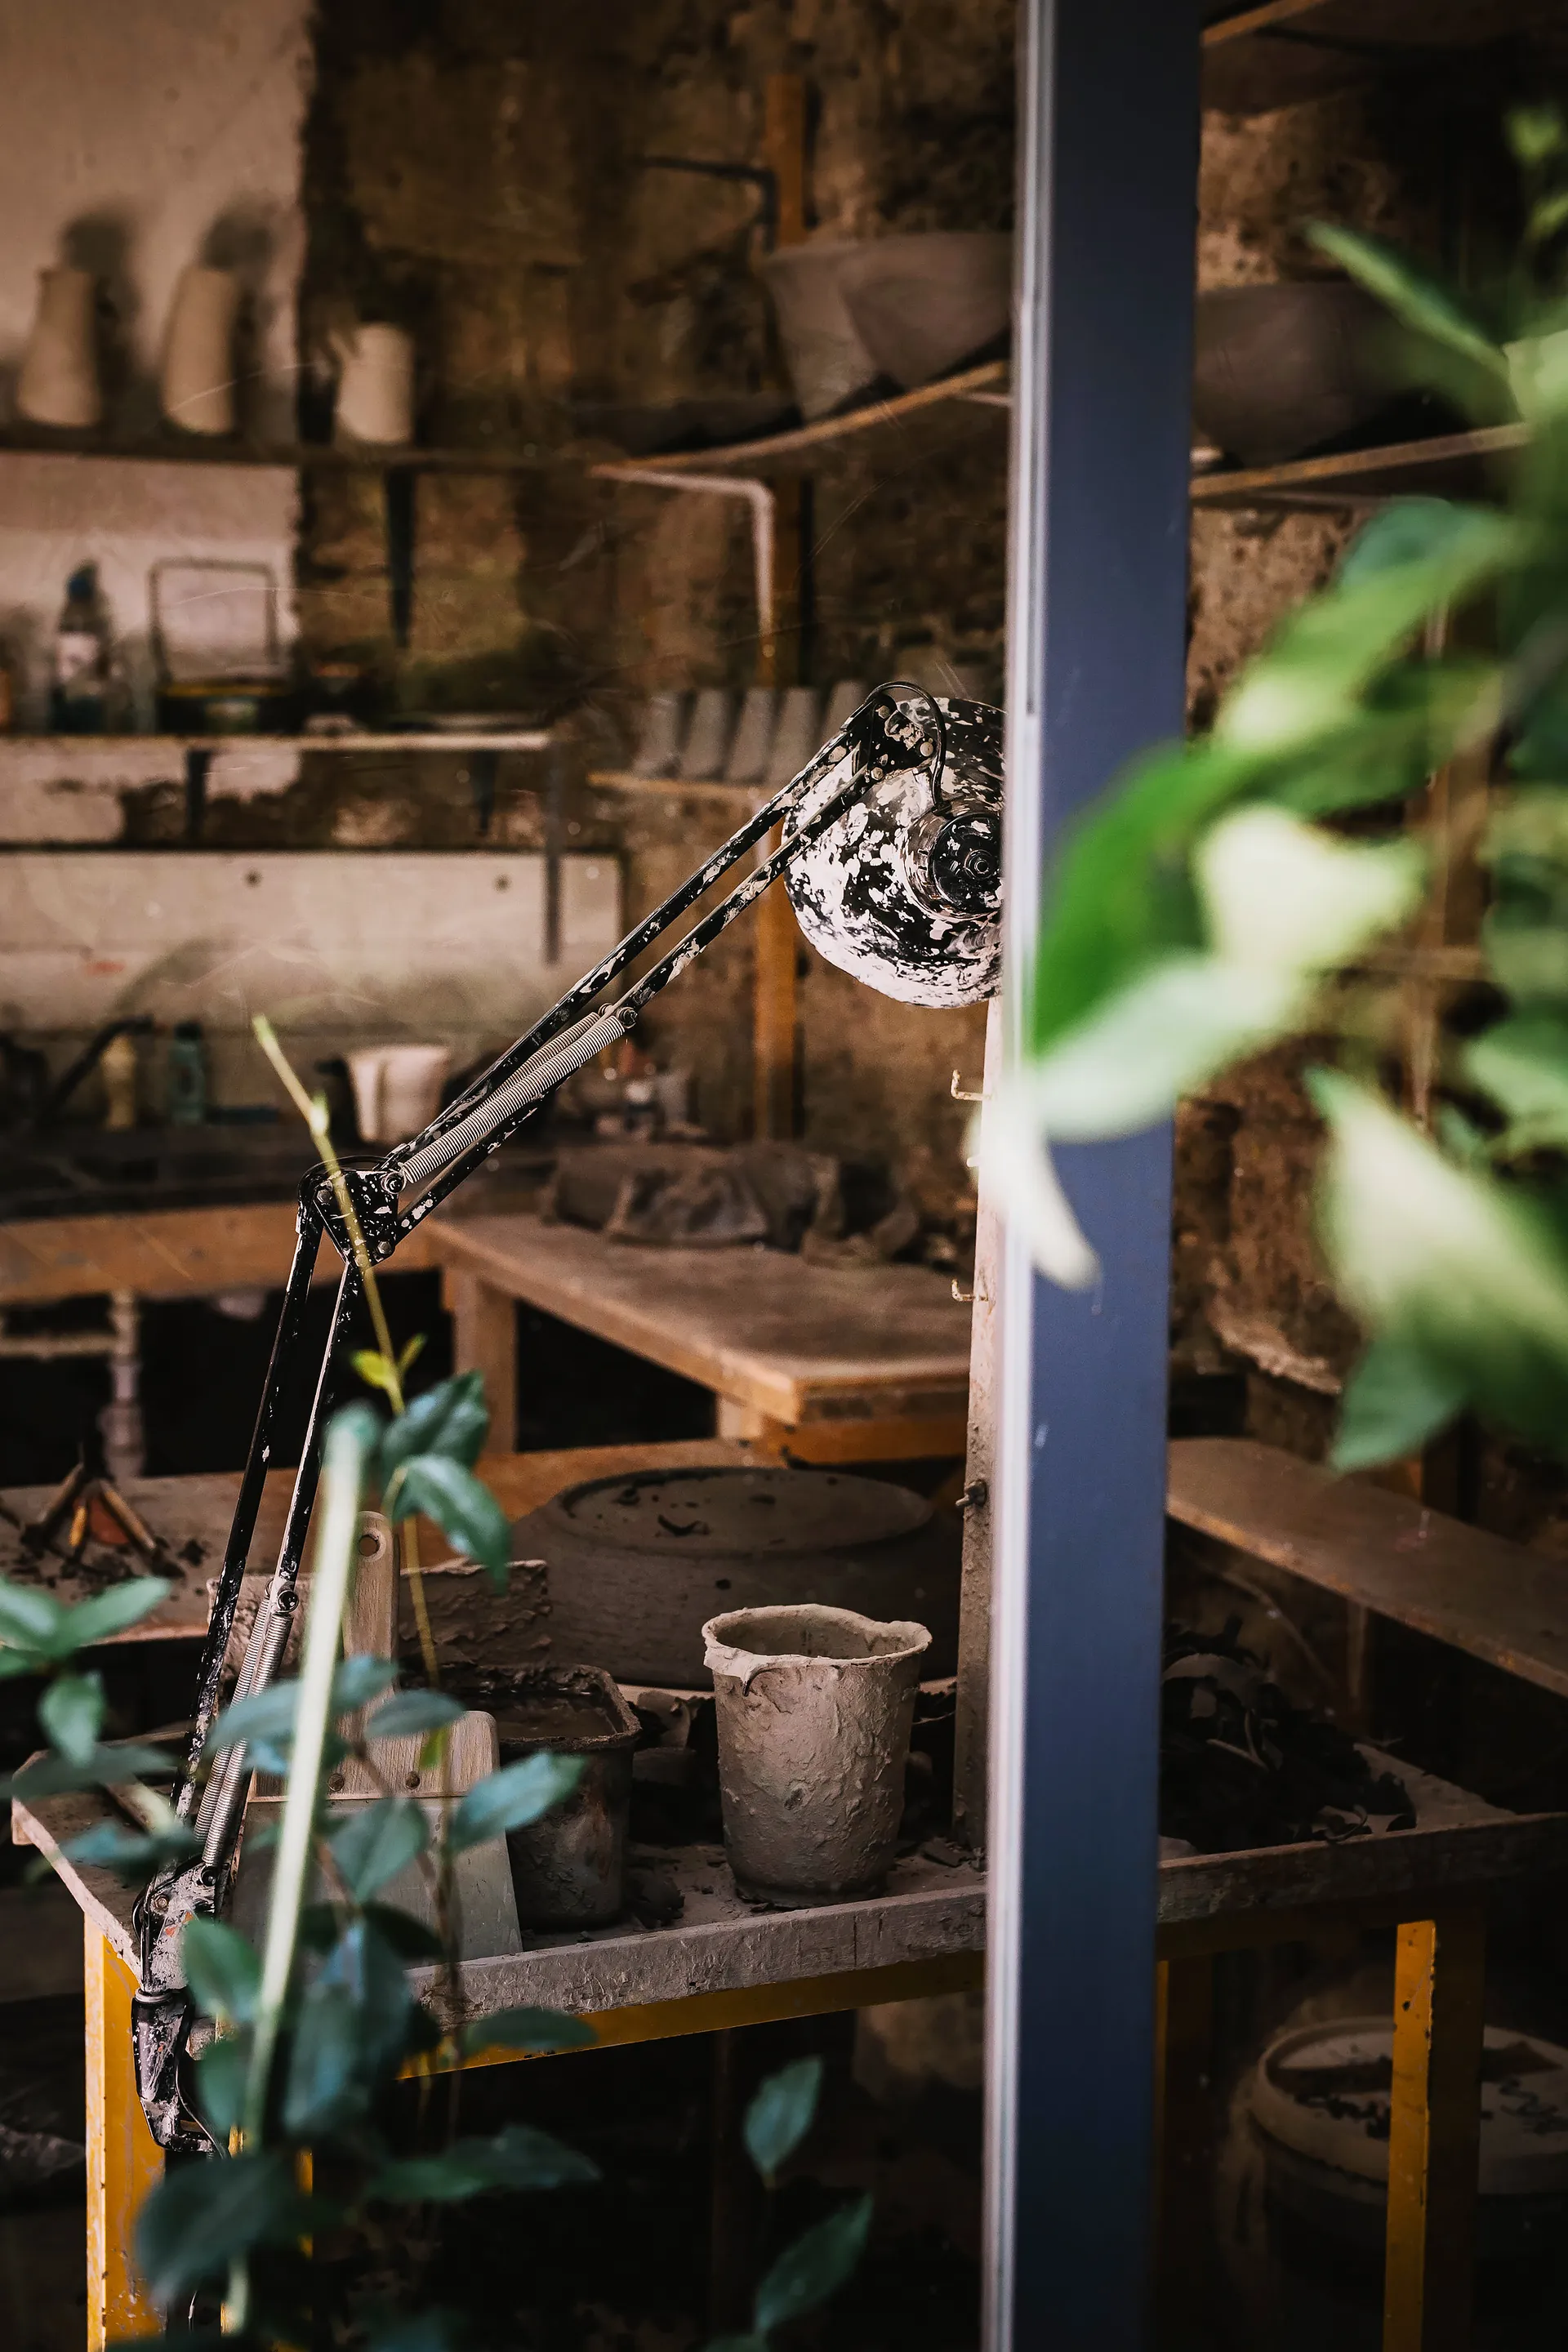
[986, 106, 1568, 1473]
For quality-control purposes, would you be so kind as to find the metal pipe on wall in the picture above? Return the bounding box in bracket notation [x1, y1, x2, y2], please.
[985, 2, 1199, 2345]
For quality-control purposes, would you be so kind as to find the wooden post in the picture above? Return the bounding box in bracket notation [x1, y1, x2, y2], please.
[441, 1267, 519, 1455]
[1383, 1907, 1487, 2352]
[85, 1924, 163, 2348]
[753, 72, 808, 1140]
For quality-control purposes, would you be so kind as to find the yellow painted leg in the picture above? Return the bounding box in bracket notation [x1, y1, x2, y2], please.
[85, 1923, 163, 2349]
[1383, 1908, 1486, 2352]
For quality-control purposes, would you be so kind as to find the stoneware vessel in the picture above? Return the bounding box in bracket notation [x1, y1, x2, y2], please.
[161, 265, 240, 435]
[703, 1601, 930, 1905]
[16, 268, 102, 429]
[333, 323, 416, 446]
[347, 1043, 450, 1143]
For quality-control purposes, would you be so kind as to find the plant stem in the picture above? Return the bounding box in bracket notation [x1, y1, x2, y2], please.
[252, 1016, 440, 1686]
[242, 1410, 370, 2122]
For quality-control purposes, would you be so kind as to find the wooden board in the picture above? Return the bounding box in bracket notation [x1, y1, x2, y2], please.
[0, 1441, 760, 1644]
[590, 362, 1009, 481]
[1190, 423, 1529, 514]
[1201, 0, 1561, 116]
[431, 1213, 972, 1427]
[1169, 1437, 1568, 1701]
[0, 1200, 437, 1306]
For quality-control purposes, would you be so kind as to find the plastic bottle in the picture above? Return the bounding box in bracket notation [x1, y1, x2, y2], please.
[167, 1020, 208, 1127]
[51, 563, 110, 734]
[100, 1030, 139, 1130]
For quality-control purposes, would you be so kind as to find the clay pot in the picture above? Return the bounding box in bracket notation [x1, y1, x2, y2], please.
[347, 1044, 450, 1143]
[333, 323, 416, 447]
[16, 269, 102, 429]
[838, 233, 1013, 389]
[761, 241, 881, 420]
[703, 1601, 931, 1905]
[161, 266, 240, 436]
[1192, 282, 1389, 467]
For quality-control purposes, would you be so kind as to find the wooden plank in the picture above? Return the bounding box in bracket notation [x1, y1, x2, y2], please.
[0, 1200, 439, 1307]
[442, 1267, 519, 1453]
[591, 361, 1008, 481]
[1189, 422, 1527, 514]
[85, 1925, 163, 2350]
[1201, 0, 1561, 115]
[1383, 1907, 1487, 2352]
[1168, 1436, 1568, 1702]
[430, 1212, 972, 1424]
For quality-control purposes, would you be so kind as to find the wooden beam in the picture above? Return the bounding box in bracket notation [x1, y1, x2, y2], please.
[440, 1268, 519, 1454]
[1384, 1909, 1487, 2352]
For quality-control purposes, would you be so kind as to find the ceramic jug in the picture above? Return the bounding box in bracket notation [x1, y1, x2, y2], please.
[161, 265, 239, 436]
[16, 268, 102, 429]
[333, 323, 415, 446]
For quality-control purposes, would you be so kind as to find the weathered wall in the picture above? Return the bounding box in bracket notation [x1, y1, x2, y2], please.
[287, 0, 1011, 1209]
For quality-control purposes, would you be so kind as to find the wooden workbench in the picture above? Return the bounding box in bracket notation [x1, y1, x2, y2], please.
[430, 1212, 973, 1462]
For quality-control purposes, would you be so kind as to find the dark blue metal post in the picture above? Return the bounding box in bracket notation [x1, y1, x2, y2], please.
[986, 2, 1198, 2347]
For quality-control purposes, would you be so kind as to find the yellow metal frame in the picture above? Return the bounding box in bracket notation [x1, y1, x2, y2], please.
[82, 1909, 1486, 2352]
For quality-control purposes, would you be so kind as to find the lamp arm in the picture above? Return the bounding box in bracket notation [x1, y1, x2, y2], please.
[131, 683, 946, 2146]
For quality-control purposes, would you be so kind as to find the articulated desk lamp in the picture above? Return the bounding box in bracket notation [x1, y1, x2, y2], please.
[133, 684, 1005, 2145]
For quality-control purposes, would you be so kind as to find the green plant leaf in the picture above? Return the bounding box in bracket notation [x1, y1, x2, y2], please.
[447, 1752, 584, 1855]
[352, 1349, 401, 1398]
[62, 1818, 201, 1882]
[0, 1578, 65, 1656]
[378, 1371, 490, 1481]
[1199, 806, 1424, 975]
[135, 2149, 302, 2302]
[1312, 1071, 1568, 1451]
[743, 2056, 823, 2184]
[283, 1980, 367, 2136]
[363, 2315, 459, 2352]
[1305, 222, 1510, 386]
[193, 2033, 249, 2140]
[182, 1918, 261, 2027]
[328, 1797, 430, 1902]
[207, 1657, 398, 1762]
[58, 1578, 172, 1652]
[2, 1741, 179, 1800]
[38, 1670, 105, 1766]
[1332, 1337, 1470, 1472]
[384, 1456, 510, 1584]
[1508, 104, 1568, 169]
[752, 2195, 874, 2337]
[1022, 957, 1304, 1143]
[397, 1334, 426, 1377]
[1464, 1014, 1568, 1151]
[365, 1689, 466, 1742]
[460, 2006, 597, 2058]
[1215, 508, 1521, 760]
[370, 2123, 599, 2203]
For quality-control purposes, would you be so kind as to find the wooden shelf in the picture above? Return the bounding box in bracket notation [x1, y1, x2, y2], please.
[588, 768, 760, 801]
[0, 730, 552, 755]
[1201, 0, 1561, 117]
[591, 360, 1010, 481]
[1190, 420, 1530, 511]
[0, 428, 554, 475]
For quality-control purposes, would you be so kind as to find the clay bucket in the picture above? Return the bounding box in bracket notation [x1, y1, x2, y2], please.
[702, 1602, 930, 1905]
